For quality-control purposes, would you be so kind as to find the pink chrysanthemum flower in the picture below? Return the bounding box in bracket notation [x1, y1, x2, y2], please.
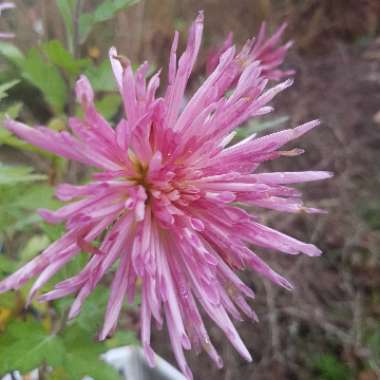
[0, 12, 331, 379]
[206, 22, 294, 79]
[0, 2, 15, 39]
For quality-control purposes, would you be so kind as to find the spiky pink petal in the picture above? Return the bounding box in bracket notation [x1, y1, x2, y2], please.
[0, 12, 331, 379]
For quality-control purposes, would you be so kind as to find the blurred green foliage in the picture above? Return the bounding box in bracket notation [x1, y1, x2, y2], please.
[0, 0, 139, 378]
[312, 354, 353, 380]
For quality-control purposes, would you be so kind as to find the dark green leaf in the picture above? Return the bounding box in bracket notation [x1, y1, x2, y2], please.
[62, 323, 121, 380]
[12, 184, 57, 210]
[313, 354, 353, 380]
[21, 48, 68, 113]
[0, 320, 65, 373]
[84, 59, 117, 92]
[41, 222, 65, 241]
[42, 40, 90, 77]
[0, 80, 19, 101]
[0, 183, 59, 234]
[0, 164, 46, 185]
[74, 285, 110, 333]
[106, 330, 138, 348]
[95, 94, 121, 120]
[2, 102, 22, 118]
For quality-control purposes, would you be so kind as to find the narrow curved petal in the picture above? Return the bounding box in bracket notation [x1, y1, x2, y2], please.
[0, 13, 331, 380]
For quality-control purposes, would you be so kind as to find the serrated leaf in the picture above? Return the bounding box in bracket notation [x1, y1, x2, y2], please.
[0, 164, 46, 185]
[62, 324, 121, 380]
[12, 184, 57, 210]
[79, 0, 139, 44]
[73, 285, 110, 333]
[0, 320, 65, 373]
[0, 183, 59, 234]
[42, 40, 90, 77]
[0, 79, 19, 101]
[0, 184, 28, 231]
[21, 48, 68, 113]
[0, 41, 24, 67]
[65, 353, 121, 380]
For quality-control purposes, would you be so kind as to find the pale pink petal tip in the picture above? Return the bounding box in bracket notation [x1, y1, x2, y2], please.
[109, 46, 123, 89]
[75, 75, 94, 104]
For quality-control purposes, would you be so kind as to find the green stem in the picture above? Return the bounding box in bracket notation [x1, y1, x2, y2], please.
[72, 0, 84, 59]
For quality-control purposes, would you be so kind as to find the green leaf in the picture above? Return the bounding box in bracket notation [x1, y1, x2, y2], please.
[0, 164, 46, 185]
[20, 234, 50, 262]
[0, 80, 19, 101]
[0, 320, 65, 373]
[47, 367, 71, 380]
[2, 102, 22, 118]
[0, 42, 24, 67]
[73, 285, 110, 333]
[62, 324, 121, 380]
[13, 184, 58, 210]
[21, 48, 68, 113]
[0, 183, 58, 234]
[313, 354, 353, 380]
[79, 0, 139, 44]
[235, 115, 289, 142]
[42, 40, 90, 77]
[367, 325, 380, 365]
[0, 127, 30, 150]
[106, 330, 138, 348]
[95, 94, 121, 120]
[65, 353, 121, 380]
[41, 222, 65, 241]
[84, 59, 117, 92]
[0, 291, 17, 309]
[0, 256, 17, 276]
